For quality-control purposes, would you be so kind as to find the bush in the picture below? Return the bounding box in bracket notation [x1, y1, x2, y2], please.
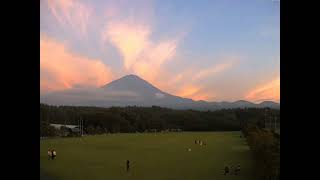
[242, 123, 280, 180]
[40, 122, 58, 137]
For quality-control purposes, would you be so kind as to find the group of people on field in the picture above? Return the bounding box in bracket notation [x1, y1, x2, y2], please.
[47, 149, 57, 160]
[195, 140, 206, 146]
[224, 164, 241, 175]
[45, 139, 241, 177]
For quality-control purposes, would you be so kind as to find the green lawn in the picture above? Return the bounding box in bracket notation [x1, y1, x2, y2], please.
[40, 132, 256, 180]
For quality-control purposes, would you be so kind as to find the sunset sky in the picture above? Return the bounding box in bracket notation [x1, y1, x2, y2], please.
[40, 0, 280, 103]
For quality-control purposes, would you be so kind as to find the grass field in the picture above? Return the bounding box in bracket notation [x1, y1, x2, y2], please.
[40, 131, 256, 180]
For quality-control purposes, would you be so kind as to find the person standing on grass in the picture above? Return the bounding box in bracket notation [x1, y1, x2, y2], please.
[51, 149, 56, 160]
[47, 149, 52, 160]
[235, 164, 240, 175]
[126, 160, 130, 172]
[224, 166, 229, 175]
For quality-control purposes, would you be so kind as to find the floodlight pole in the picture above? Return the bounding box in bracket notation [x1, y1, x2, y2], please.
[269, 113, 272, 130]
[80, 116, 83, 137]
[264, 110, 266, 129]
[78, 117, 80, 136]
[80, 116, 82, 137]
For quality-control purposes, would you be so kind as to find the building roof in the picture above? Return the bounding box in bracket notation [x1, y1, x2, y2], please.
[50, 123, 78, 129]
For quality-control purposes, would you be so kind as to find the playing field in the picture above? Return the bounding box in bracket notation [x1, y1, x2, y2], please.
[40, 132, 256, 180]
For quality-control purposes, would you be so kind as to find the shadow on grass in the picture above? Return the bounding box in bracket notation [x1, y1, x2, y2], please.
[40, 169, 61, 180]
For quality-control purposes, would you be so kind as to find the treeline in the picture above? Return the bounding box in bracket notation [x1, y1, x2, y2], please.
[242, 123, 280, 180]
[40, 103, 280, 136]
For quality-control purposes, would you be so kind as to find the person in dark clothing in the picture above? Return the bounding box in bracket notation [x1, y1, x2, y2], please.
[235, 164, 240, 175]
[126, 160, 130, 172]
[224, 166, 229, 175]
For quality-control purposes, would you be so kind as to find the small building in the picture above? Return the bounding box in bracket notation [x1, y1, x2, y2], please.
[50, 123, 81, 136]
[170, 128, 182, 132]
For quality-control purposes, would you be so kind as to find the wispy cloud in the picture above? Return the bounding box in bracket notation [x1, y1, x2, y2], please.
[102, 18, 179, 83]
[192, 61, 237, 81]
[245, 76, 280, 103]
[174, 84, 214, 101]
[102, 19, 151, 69]
[47, 0, 92, 35]
[40, 34, 113, 94]
[101, 10, 183, 81]
[159, 58, 238, 101]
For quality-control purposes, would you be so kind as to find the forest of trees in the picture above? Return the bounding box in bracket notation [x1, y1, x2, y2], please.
[40, 103, 280, 137]
[242, 123, 280, 180]
[40, 103, 280, 179]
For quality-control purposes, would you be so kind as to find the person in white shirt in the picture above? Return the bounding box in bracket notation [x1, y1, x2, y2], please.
[47, 149, 52, 160]
[51, 149, 56, 160]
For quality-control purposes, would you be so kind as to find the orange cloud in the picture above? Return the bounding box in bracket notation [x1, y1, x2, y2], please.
[102, 18, 178, 82]
[192, 61, 236, 81]
[177, 85, 200, 98]
[47, 0, 92, 35]
[174, 84, 214, 101]
[245, 76, 280, 103]
[154, 59, 237, 101]
[191, 93, 212, 101]
[40, 35, 113, 94]
[102, 19, 151, 69]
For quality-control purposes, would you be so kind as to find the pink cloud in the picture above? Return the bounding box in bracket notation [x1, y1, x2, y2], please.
[245, 76, 280, 103]
[40, 34, 113, 94]
[47, 0, 92, 35]
[174, 84, 215, 101]
[102, 19, 151, 69]
[192, 60, 237, 81]
[102, 18, 179, 83]
[153, 59, 237, 101]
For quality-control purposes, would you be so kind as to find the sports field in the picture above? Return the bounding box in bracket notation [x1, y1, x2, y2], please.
[40, 132, 256, 180]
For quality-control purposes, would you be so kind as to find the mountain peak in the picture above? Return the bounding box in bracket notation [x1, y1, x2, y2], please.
[101, 74, 162, 95]
[122, 74, 141, 79]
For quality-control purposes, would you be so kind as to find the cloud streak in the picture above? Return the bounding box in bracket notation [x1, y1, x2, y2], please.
[162, 59, 237, 101]
[245, 76, 280, 103]
[192, 61, 237, 81]
[40, 34, 113, 94]
[175, 84, 213, 101]
[47, 0, 92, 35]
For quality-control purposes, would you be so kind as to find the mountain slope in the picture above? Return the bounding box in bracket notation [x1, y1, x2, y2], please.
[40, 74, 279, 110]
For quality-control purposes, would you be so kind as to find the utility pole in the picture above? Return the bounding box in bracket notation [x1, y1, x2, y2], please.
[80, 116, 83, 136]
[81, 117, 83, 136]
[78, 117, 83, 137]
[78, 117, 80, 136]
[264, 109, 267, 129]
[269, 113, 272, 130]
[80, 116, 82, 137]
